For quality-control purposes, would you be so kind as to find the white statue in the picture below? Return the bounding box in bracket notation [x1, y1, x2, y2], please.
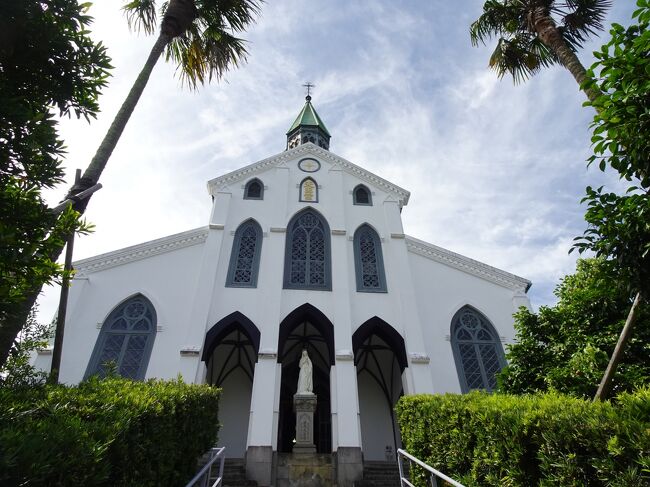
[297, 349, 313, 394]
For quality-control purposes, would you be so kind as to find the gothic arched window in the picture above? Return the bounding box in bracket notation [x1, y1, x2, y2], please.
[451, 306, 505, 392]
[299, 177, 318, 203]
[226, 220, 263, 287]
[353, 185, 372, 206]
[85, 294, 157, 380]
[353, 224, 387, 292]
[283, 209, 331, 290]
[244, 178, 263, 200]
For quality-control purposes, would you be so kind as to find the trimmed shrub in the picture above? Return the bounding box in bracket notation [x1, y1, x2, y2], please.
[0, 377, 221, 486]
[395, 389, 650, 486]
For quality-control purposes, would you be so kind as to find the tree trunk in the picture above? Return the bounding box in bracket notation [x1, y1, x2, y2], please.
[594, 291, 644, 401]
[532, 13, 601, 105]
[69, 33, 170, 200]
[0, 34, 170, 369]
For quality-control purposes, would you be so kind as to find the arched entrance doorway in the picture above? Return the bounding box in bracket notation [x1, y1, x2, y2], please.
[203, 311, 260, 458]
[277, 304, 335, 454]
[353, 317, 407, 461]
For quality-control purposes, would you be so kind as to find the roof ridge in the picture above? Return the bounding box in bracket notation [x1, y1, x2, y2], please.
[404, 235, 531, 292]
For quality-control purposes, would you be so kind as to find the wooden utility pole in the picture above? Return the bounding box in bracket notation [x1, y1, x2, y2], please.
[49, 170, 102, 383]
[594, 291, 644, 401]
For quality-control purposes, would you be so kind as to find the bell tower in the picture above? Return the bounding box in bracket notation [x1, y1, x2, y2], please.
[286, 85, 331, 150]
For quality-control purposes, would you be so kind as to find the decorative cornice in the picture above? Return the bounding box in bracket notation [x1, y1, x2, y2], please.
[336, 350, 354, 361]
[74, 227, 209, 275]
[258, 350, 278, 360]
[180, 347, 201, 357]
[409, 353, 430, 364]
[405, 235, 531, 293]
[207, 143, 411, 208]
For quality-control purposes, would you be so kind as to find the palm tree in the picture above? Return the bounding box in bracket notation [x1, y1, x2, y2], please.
[470, 0, 610, 102]
[71, 0, 261, 201]
[0, 0, 261, 369]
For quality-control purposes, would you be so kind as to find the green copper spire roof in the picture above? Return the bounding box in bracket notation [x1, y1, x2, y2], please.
[287, 96, 331, 137]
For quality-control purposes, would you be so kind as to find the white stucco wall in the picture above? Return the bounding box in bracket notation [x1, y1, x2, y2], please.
[218, 367, 253, 458]
[407, 248, 530, 393]
[58, 235, 206, 384]
[357, 373, 397, 461]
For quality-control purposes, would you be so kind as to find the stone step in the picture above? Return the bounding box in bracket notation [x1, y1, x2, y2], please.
[355, 480, 400, 487]
[359, 461, 403, 487]
[221, 481, 258, 487]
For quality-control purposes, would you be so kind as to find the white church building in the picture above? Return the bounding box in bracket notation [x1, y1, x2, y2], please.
[38, 96, 531, 486]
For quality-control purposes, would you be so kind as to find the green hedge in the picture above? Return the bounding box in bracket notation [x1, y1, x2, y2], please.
[0, 377, 221, 486]
[395, 389, 650, 486]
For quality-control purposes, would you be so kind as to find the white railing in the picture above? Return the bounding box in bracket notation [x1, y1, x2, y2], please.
[397, 448, 465, 487]
[185, 447, 226, 487]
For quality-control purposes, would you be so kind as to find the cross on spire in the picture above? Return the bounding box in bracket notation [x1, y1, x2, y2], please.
[302, 82, 314, 100]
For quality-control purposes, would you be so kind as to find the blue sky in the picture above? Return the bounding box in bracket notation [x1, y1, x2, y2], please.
[39, 0, 637, 321]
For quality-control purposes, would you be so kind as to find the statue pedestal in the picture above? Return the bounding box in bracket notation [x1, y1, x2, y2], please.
[293, 393, 317, 454]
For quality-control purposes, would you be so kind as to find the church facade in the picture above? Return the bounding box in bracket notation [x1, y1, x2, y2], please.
[37, 97, 531, 486]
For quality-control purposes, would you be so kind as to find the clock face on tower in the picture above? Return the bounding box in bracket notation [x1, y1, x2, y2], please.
[298, 158, 321, 173]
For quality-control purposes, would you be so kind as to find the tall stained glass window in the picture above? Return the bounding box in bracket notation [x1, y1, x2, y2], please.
[226, 220, 263, 287]
[85, 295, 156, 380]
[283, 209, 331, 290]
[353, 224, 387, 292]
[451, 306, 505, 392]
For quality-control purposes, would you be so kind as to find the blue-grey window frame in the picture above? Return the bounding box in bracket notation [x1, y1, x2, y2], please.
[244, 178, 264, 200]
[353, 224, 387, 293]
[353, 184, 372, 206]
[283, 208, 332, 291]
[450, 306, 506, 393]
[84, 294, 157, 380]
[226, 219, 263, 288]
[299, 177, 319, 203]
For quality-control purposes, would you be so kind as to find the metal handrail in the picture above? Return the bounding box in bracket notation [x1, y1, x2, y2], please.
[397, 448, 465, 487]
[185, 447, 226, 487]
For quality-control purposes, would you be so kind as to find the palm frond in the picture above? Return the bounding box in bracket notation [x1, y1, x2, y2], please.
[122, 0, 158, 34]
[166, 21, 249, 89]
[561, 0, 611, 48]
[489, 34, 553, 83]
[527, 35, 558, 66]
[197, 0, 262, 33]
[471, 0, 525, 46]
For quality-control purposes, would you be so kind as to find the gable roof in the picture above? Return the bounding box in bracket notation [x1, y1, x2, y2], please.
[207, 143, 411, 208]
[404, 235, 531, 293]
[73, 227, 208, 276]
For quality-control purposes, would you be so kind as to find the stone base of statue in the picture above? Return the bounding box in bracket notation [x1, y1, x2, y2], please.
[293, 393, 317, 454]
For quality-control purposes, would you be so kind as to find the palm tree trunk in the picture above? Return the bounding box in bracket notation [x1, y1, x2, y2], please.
[0, 34, 170, 369]
[70, 33, 171, 201]
[594, 291, 644, 401]
[532, 14, 600, 104]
